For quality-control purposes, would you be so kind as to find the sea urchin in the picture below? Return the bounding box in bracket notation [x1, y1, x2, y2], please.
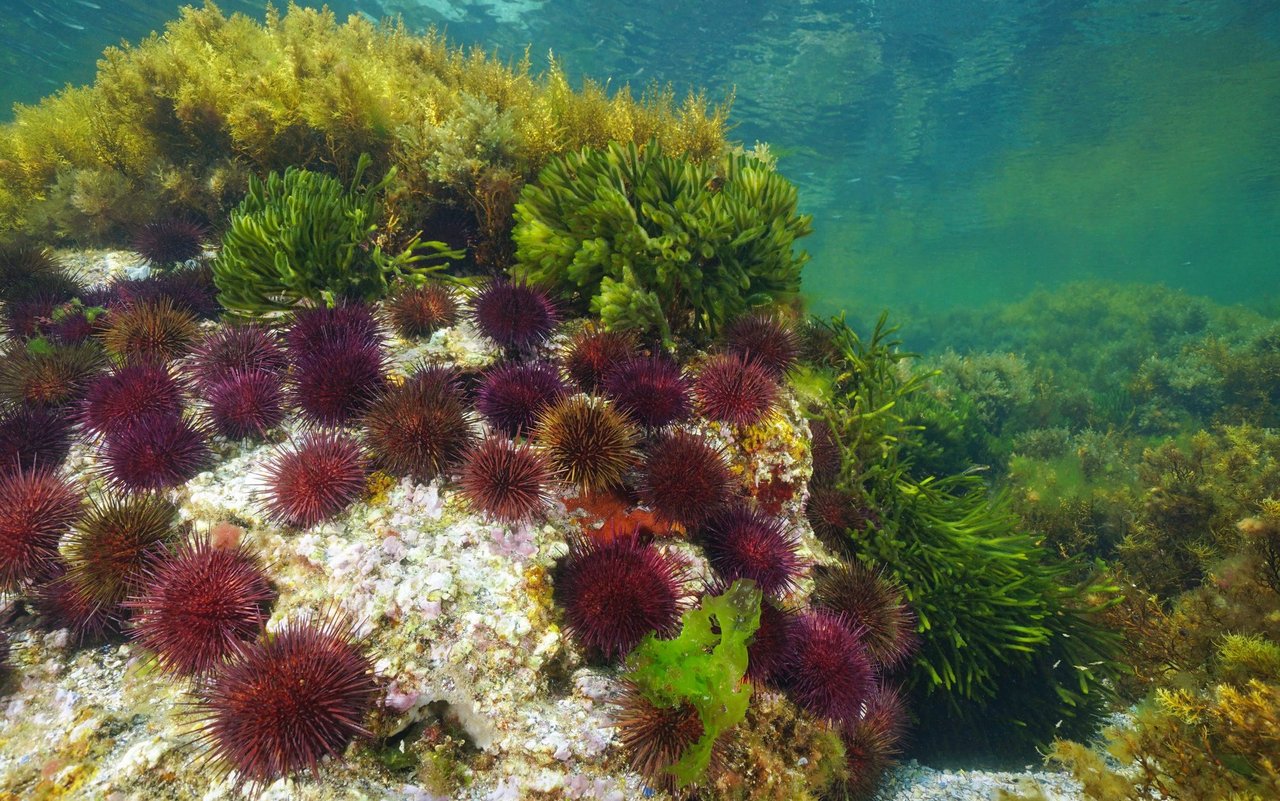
[554, 533, 691, 661]
[458, 436, 554, 524]
[261, 432, 368, 529]
[126, 536, 276, 676]
[193, 616, 378, 789]
[637, 430, 733, 529]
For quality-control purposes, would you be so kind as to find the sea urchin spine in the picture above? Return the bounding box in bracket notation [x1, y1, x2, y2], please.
[193, 616, 378, 789]
[261, 432, 368, 529]
[126, 536, 276, 676]
[554, 533, 691, 661]
[458, 436, 554, 524]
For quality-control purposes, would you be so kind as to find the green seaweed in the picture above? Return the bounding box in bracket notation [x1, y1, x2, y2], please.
[624, 579, 762, 787]
[511, 140, 811, 345]
[212, 153, 462, 316]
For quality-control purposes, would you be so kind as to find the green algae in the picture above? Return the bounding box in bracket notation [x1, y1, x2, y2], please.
[625, 579, 762, 788]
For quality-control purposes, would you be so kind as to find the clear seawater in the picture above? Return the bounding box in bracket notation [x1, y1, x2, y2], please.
[2, 0, 1278, 320]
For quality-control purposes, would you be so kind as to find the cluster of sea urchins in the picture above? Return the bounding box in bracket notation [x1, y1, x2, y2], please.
[1, 255, 909, 798]
[0, 247, 383, 791]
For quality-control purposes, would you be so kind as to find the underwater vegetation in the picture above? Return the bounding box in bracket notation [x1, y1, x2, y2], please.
[511, 140, 811, 345]
[213, 153, 462, 317]
[2, 3, 1261, 800]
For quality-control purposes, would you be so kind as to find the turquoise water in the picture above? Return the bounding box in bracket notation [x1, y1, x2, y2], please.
[2, 0, 1278, 316]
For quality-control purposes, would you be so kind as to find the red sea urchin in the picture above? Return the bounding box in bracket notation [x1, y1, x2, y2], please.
[601, 356, 692, 430]
[99, 413, 210, 492]
[193, 616, 378, 789]
[204, 369, 286, 440]
[562, 325, 637, 392]
[131, 217, 210, 267]
[126, 537, 276, 676]
[471, 280, 558, 352]
[637, 430, 732, 529]
[261, 432, 368, 528]
[693, 353, 779, 427]
[810, 563, 916, 670]
[698, 505, 806, 598]
[783, 610, 874, 724]
[722, 312, 800, 378]
[458, 436, 554, 524]
[536, 396, 639, 494]
[363, 366, 476, 483]
[386, 283, 458, 339]
[553, 533, 692, 661]
[475, 361, 569, 437]
[0, 467, 81, 592]
[79, 361, 185, 437]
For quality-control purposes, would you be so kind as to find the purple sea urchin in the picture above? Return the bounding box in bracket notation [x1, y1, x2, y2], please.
[562, 325, 637, 392]
[285, 303, 382, 360]
[722, 311, 800, 378]
[746, 598, 795, 685]
[204, 369, 285, 440]
[698, 505, 805, 598]
[783, 610, 874, 723]
[693, 353, 779, 426]
[79, 362, 185, 437]
[554, 533, 691, 661]
[261, 432, 368, 528]
[131, 217, 210, 267]
[31, 562, 125, 644]
[836, 683, 907, 800]
[809, 417, 842, 486]
[810, 563, 916, 670]
[471, 280, 558, 352]
[190, 324, 287, 390]
[612, 679, 715, 793]
[290, 333, 387, 427]
[475, 361, 569, 437]
[458, 436, 554, 524]
[126, 536, 276, 675]
[805, 486, 878, 557]
[386, 283, 458, 339]
[601, 355, 692, 429]
[193, 616, 378, 789]
[99, 413, 210, 492]
[363, 366, 475, 483]
[637, 430, 732, 529]
[0, 405, 74, 476]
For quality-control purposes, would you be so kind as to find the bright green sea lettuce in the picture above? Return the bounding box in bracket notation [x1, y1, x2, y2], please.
[624, 579, 762, 787]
